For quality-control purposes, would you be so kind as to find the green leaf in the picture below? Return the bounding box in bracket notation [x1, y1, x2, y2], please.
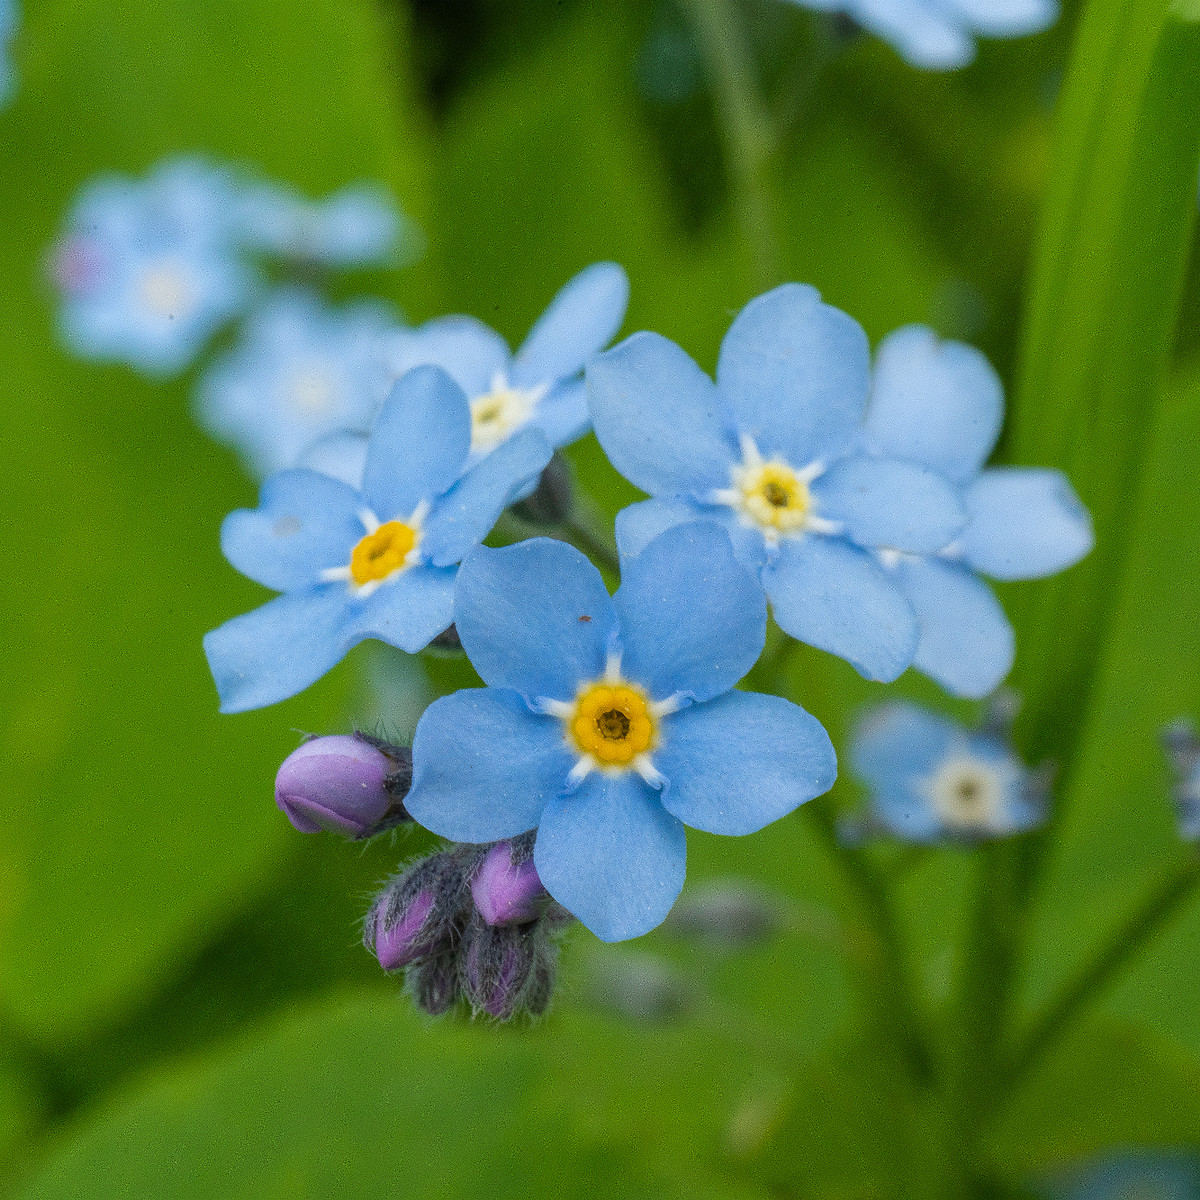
[0, 0, 428, 1040]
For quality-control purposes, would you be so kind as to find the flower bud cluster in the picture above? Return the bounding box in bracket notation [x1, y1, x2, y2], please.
[364, 835, 569, 1020]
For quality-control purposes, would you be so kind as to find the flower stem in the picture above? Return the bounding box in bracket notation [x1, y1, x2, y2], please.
[679, 0, 783, 290]
[560, 512, 620, 577]
[999, 851, 1200, 1103]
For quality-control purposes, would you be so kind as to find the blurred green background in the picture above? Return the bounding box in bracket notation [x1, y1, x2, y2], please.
[3, 0, 1200, 1195]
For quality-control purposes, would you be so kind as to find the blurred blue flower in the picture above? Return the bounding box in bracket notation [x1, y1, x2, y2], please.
[1162, 720, 1200, 841]
[861, 325, 1093, 698]
[51, 157, 253, 377]
[385, 262, 629, 462]
[194, 287, 397, 478]
[785, 0, 1057, 70]
[403, 523, 837, 942]
[0, 0, 18, 108]
[1047, 1149, 1200, 1200]
[204, 365, 552, 713]
[850, 701, 1045, 842]
[589, 284, 968, 683]
[235, 179, 418, 268]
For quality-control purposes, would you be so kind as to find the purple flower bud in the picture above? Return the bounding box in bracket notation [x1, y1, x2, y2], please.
[411, 950, 460, 1015]
[275, 735, 392, 837]
[461, 922, 538, 1021]
[373, 890, 437, 971]
[471, 841, 547, 926]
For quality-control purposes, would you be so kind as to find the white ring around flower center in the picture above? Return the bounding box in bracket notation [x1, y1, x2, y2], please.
[469, 372, 547, 453]
[138, 261, 195, 320]
[923, 753, 1007, 833]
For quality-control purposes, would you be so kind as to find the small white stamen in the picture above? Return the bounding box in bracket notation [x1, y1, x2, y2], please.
[407, 499, 431, 528]
[738, 433, 763, 467]
[633, 754, 665, 788]
[538, 698, 575, 720]
[604, 647, 623, 683]
[358, 509, 380, 534]
[566, 757, 595, 787]
[649, 693, 686, 719]
[795, 459, 827, 485]
[805, 515, 844, 536]
[320, 565, 353, 582]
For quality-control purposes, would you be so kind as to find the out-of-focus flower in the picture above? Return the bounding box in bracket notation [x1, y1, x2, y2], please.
[590, 284, 968, 683]
[861, 325, 1093, 698]
[403, 524, 836, 942]
[850, 700, 1046, 842]
[195, 287, 396, 477]
[236, 179, 418, 268]
[0, 0, 18, 108]
[782, 0, 1057, 71]
[203, 365, 552, 712]
[1046, 1149, 1200, 1200]
[51, 158, 253, 377]
[385, 262, 629, 463]
[1162, 719, 1200, 841]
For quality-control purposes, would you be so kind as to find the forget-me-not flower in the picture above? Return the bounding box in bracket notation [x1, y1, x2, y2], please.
[850, 701, 1045, 841]
[236, 179, 416, 269]
[1047, 1150, 1200, 1200]
[403, 523, 837, 941]
[783, 0, 1056, 71]
[52, 157, 253, 377]
[588, 284, 969, 683]
[194, 287, 397, 478]
[385, 262, 629, 462]
[204, 365, 553, 713]
[0, 0, 17, 108]
[860, 325, 1093, 698]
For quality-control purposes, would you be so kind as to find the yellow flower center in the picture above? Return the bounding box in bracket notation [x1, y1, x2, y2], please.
[349, 521, 418, 585]
[737, 461, 811, 533]
[568, 682, 656, 766]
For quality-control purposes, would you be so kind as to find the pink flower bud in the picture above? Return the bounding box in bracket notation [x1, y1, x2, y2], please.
[471, 842, 547, 926]
[275, 735, 392, 837]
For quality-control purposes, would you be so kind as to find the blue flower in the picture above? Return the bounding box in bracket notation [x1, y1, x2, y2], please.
[403, 523, 837, 942]
[204, 365, 552, 713]
[850, 701, 1045, 842]
[385, 262, 629, 462]
[235, 178, 418, 269]
[1048, 1150, 1200, 1200]
[52, 158, 253, 377]
[784, 0, 1056, 70]
[860, 325, 1093, 698]
[194, 287, 397, 478]
[0, 0, 18, 108]
[588, 284, 968, 683]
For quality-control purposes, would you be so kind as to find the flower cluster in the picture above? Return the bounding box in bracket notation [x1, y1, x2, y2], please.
[194, 272, 1093, 1015]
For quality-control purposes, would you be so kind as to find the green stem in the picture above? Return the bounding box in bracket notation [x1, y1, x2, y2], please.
[679, 0, 783, 289]
[560, 513, 620, 576]
[999, 852, 1200, 1103]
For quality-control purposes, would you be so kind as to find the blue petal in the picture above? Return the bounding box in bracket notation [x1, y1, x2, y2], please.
[961, 468, 1094, 581]
[511, 262, 630, 387]
[454, 539, 617, 702]
[296, 431, 369, 490]
[715, 284, 870, 466]
[422, 427, 553, 566]
[846, 0, 976, 68]
[347, 564, 458, 653]
[405, 689, 574, 842]
[587, 332, 737, 496]
[657, 691, 836, 835]
[534, 772, 687, 941]
[863, 325, 1003, 483]
[943, 0, 1057, 36]
[386, 315, 511, 399]
[813, 455, 966, 554]
[892, 556, 1014, 699]
[220, 469, 363, 592]
[616, 496, 769, 572]
[360, 366, 472, 522]
[764, 536, 918, 682]
[615, 522, 765, 703]
[529, 377, 591, 449]
[203, 586, 355, 713]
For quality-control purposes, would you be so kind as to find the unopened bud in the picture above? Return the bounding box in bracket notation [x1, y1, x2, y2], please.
[372, 890, 437, 971]
[461, 919, 542, 1020]
[471, 841, 548, 926]
[410, 949, 460, 1016]
[275, 735, 399, 837]
[510, 452, 573, 526]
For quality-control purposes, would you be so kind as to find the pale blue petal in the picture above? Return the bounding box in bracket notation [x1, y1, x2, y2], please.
[453, 539, 617, 702]
[534, 772, 687, 942]
[657, 691, 836, 835]
[715, 283, 870, 465]
[512, 262, 630, 387]
[764, 536, 918, 682]
[386, 316, 511, 399]
[943, 0, 1056, 35]
[587, 332, 738, 496]
[405, 689, 573, 842]
[347, 565, 458, 653]
[849, 0, 977, 68]
[529, 377, 591, 449]
[361, 366, 471, 521]
[893, 556, 1014, 699]
[203, 586, 356, 713]
[422, 427, 553, 566]
[616, 522, 766, 703]
[220, 469, 363, 592]
[813, 455, 966, 554]
[961, 468, 1094, 581]
[616, 497, 769, 572]
[863, 325, 1003, 482]
[296, 431, 368, 490]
